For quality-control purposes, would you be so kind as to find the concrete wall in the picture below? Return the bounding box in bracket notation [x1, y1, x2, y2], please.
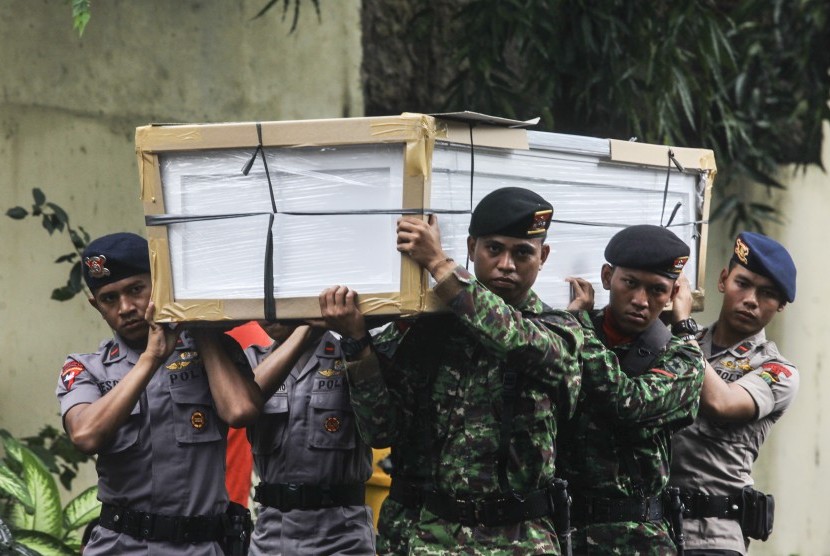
[694, 122, 830, 555]
[0, 0, 362, 498]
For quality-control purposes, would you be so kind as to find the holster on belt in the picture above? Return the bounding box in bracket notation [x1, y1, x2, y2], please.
[664, 487, 685, 555]
[221, 502, 252, 556]
[679, 486, 774, 542]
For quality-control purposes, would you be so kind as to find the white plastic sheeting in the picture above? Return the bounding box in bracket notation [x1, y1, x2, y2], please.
[155, 133, 705, 310]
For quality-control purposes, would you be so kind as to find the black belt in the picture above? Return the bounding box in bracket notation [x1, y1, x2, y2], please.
[254, 482, 365, 511]
[99, 503, 224, 543]
[388, 478, 426, 509]
[571, 494, 665, 524]
[423, 487, 556, 527]
[679, 489, 742, 520]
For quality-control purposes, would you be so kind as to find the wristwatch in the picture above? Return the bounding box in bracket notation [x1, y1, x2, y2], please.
[340, 334, 371, 361]
[671, 318, 699, 338]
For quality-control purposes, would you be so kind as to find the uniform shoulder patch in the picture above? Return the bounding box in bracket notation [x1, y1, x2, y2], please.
[759, 362, 792, 384]
[61, 360, 86, 391]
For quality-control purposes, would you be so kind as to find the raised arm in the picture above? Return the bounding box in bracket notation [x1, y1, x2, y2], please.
[190, 327, 264, 428]
[64, 301, 178, 454]
[319, 285, 408, 448]
[253, 324, 318, 399]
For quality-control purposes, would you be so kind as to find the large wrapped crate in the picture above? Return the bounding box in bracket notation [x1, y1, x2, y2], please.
[136, 112, 715, 323]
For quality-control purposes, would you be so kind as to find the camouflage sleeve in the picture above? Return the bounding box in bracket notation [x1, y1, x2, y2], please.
[583, 337, 705, 429]
[345, 322, 411, 448]
[434, 266, 585, 373]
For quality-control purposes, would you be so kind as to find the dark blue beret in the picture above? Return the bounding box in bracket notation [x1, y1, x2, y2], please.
[732, 231, 796, 302]
[82, 232, 150, 293]
[469, 187, 553, 239]
[605, 224, 690, 279]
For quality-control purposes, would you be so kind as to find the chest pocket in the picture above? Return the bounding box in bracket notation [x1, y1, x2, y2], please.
[169, 380, 223, 445]
[307, 391, 356, 451]
[251, 393, 289, 455]
[101, 402, 142, 455]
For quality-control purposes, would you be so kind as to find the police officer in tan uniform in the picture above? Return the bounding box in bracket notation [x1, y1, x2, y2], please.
[670, 231, 799, 555]
[244, 323, 384, 555]
[56, 232, 263, 555]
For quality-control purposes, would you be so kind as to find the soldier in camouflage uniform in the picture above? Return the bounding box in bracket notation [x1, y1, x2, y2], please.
[558, 224, 705, 555]
[319, 187, 619, 555]
[670, 232, 798, 555]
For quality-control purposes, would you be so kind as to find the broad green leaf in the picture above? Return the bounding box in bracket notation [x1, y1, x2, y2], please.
[2, 434, 26, 466]
[62, 486, 100, 532]
[14, 529, 75, 556]
[10, 445, 62, 538]
[0, 465, 34, 511]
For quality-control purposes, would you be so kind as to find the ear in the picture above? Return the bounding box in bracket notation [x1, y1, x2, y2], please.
[600, 264, 613, 291]
[539, 243, 550, 268]
[777, 302, 787, 313]
[466, 236, 477, 262]
[717, 267, 729, 293]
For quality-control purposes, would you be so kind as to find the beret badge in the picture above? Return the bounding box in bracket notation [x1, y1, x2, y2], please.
[734, 237, 750, 265]
[84, 255, 111, 279]
[529, 209, 553, 236]
[671, 255, 689, 273]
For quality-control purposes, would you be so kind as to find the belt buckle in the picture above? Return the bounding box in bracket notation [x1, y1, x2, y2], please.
[455, 498, 479, 527]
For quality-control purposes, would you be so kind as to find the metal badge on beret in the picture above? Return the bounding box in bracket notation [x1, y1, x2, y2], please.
[84, 255, 111, 279]
[734, 237, 750, 265]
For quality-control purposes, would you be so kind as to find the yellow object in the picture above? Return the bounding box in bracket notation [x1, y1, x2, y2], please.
[365, 448, 391, 530]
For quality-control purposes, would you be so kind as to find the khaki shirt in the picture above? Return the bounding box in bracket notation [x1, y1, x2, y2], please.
[670, 326, 799, 554]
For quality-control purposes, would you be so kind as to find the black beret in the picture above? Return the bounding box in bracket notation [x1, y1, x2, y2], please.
[605, 224, 690, 279]
[469, 187, 553, 239]
[82, 232, 150, 293]
[732, 231, 796, 302]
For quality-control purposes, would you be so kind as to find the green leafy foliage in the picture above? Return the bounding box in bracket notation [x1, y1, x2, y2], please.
[395, 0, 830, 233]
[17, 426, 94, 492]
[5, 189, 90, 302]
[70, 0, 91, 37]
[0, 431, 99, 556]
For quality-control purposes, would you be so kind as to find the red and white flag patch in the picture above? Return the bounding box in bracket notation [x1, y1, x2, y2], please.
[61, 360, 85, 391]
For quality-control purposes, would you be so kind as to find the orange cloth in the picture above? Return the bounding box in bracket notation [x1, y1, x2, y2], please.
[224, 322, 272, 507]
